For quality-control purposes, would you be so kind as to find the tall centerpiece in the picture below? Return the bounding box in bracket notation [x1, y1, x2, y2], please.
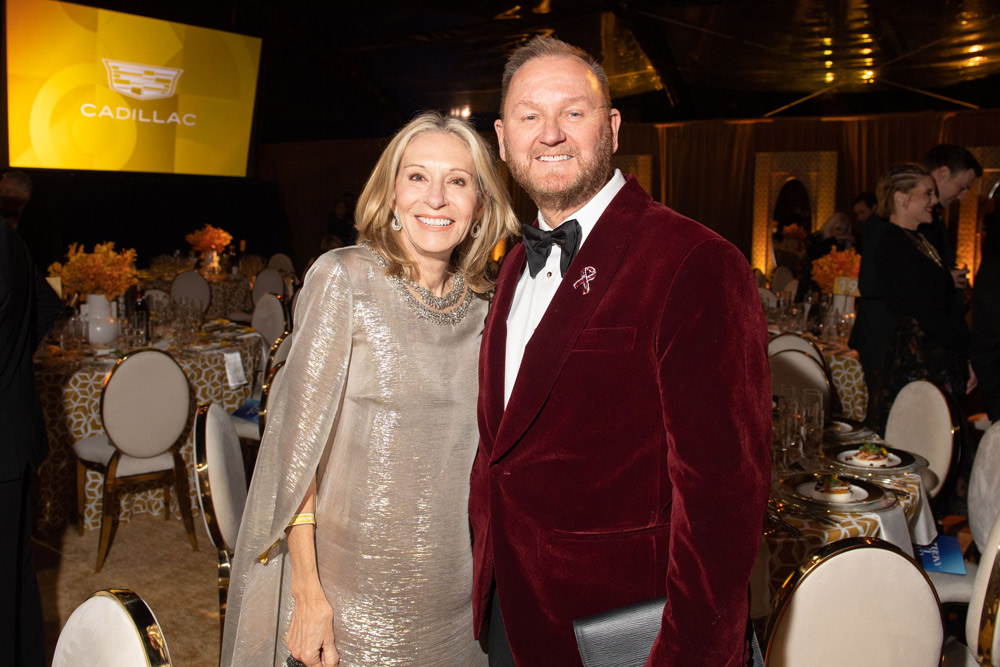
[811, 247, 861, 313]
[48, 242, 138, 344]
[185, 224, 232, 275]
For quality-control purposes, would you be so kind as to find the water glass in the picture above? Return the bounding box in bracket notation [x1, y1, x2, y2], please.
[801, 388, 824, 460]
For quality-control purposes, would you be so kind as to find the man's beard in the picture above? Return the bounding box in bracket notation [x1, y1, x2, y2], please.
[505, 126, 614, 217]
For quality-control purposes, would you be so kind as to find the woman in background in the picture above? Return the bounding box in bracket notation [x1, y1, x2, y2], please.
[222, 111, 519, 666]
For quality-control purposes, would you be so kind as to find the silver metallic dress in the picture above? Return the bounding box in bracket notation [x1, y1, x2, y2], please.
[221, 246, 488, 666]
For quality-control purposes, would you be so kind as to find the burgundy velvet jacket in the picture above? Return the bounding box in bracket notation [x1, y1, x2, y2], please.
[470, 176, 771, 666]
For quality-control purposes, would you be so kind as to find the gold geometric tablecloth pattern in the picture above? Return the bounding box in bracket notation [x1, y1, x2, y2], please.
[33, 335, 261, 532]
[764, 471, 923, 595]
[144, 274, 253, 320]
[825, 351, 867, 422]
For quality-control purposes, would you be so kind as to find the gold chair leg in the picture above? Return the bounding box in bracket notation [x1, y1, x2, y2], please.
[163, 481, 172, 521]
[76, 460, 87, 536]
[218, 549, 232, 645]
[95, 479, 118, 572]
[172, 449, 198, 551]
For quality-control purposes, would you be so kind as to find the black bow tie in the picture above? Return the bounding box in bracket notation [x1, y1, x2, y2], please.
[521, 219, 581, 278]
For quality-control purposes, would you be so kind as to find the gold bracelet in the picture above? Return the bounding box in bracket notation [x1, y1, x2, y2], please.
[287, 513, 316, 527]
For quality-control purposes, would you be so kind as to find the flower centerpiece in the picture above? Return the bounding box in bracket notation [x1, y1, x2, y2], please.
[811, 247, 861, 294]
[186, 224, 232, 273]
[48, 242, 138, 344]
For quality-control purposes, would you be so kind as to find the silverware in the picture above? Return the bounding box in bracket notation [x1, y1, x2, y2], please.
[766, 509, 803, 538]
[779, 503, 840, 526]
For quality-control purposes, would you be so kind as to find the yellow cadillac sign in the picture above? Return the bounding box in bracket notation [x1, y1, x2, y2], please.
[6, 0, 261, 176]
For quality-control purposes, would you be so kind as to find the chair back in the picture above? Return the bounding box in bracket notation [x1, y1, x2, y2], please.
[251, 293, 288, 350]
[252, 267, 285, 304]
[754, 267, 769, 288]
[970, 422, 1000, 554]
[195, 403, 248, 552]
[768, 349, 831, 416]
[772, 265, 794, 294]
[169, 270, 211, 313]
[781, 278, 799, 302]
[267, 252, 296, 275]
[764, 537, 942, 667]
[101, 350, 192, 459]
[143, 288, 170, 316]
[885, 379, 960, 498]
[759, 287, 778, 309]
[52, 589, 171, 666]
[259, 361, 287, 439]
[966, 506, 1000, 666]
[768, 332, 826, 369]
[263, 331, 294, 385]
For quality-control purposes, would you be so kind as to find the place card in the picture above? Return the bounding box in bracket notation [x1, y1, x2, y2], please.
[224, 351, 248, 389]
[915, 535, 967, 575]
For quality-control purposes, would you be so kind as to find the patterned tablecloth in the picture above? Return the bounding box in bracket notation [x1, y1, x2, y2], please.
[33, 328, 262, 532]
[824, 350, 867, 422]
[144, 273, 253, 320]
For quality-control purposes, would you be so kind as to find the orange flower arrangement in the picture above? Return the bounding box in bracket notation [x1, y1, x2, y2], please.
[48, 242, 138, 299]
[811, 247, 861, 294]
[185, 224, 232, 253]
[780, 223, 808, 241]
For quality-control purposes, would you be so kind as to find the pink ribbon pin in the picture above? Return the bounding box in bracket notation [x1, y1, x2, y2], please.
[573, 266, 597, 294]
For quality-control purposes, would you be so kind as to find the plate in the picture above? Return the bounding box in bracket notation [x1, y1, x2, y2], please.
[824, 418, 875, 442]
[822, 443, 928, 476]
[774, 472, 897, 513]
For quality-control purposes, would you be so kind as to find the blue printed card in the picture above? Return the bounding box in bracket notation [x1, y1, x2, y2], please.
[915, 535, 967, 575]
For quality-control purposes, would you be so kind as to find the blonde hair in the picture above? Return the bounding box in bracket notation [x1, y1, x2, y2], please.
[355, 111, 520, 293]
[821, 212, 851, 239]
[875, 163, 931, 219]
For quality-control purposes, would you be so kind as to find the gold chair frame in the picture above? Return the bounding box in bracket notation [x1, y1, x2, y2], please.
[257, 360, 286, 439]
[973, 511, 1000, 665]
[76, 348, 198, 572]
[93, 589, 171, 666]
[764, 536, 943, 664]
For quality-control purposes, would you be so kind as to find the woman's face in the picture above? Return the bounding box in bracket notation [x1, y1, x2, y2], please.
[895, 176, 938, 229]
[393, 131, 481, 268]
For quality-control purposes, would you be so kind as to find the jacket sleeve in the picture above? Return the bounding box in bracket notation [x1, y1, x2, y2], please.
[648, 238, 772, 666]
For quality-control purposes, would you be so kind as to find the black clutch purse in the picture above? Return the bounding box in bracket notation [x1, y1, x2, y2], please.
[573, 597, 764, 667]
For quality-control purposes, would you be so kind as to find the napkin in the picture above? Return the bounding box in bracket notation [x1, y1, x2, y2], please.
[910, 483, 938, 547]
[866, 504, 913, 557]
[224, 351, 248, 389]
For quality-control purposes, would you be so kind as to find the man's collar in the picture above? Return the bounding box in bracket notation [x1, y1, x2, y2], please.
[537, 169, 627, 234]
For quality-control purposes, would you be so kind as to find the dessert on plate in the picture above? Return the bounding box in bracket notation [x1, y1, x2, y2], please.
[846, 443, 891, 468]
[813, 474, 853, 502]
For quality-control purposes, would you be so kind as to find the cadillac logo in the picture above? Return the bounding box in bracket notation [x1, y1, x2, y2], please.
[102, 59, 184, 101]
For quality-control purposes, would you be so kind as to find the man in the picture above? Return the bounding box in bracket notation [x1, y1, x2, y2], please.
[851, 191, 877, 241]
[470, 36, 771, 666]
[972, 213, 1000, 423]
[922, 144, 983, 288]
[1, 199, 61, 665]
[0, 171, 63, 271]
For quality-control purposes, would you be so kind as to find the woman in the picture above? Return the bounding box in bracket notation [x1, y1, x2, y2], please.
[795, 211, 855, 302]
[221, 111, 520, 666]
[872, 163, 973, 430]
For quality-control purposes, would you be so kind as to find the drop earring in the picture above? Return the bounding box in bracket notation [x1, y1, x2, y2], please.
[391, 210, 402, 231]
[470, 222, 482, 238]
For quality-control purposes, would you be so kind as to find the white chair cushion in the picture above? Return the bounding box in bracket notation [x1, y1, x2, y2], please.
[103, 351, 190, 458]
[966, 508, 1000, 663]
[267, 252, 295, 274]
[251, 293, 286, 349]
[200, 403, 248, 551]
[768, 543, 942, 666]
[927, 563, 978, 604]
[170, 270, 211, 313]
[73, 435, 175, 477]
[941, 636, 979, 666]
[772, 265, 794, 293]
[231, 415, 260, 441]
[886, 380, 955, 497]
[252, 267, 285, 304]
[759, 287, 778, 308]
[768, 349, 831, 416]
[970, 423, 1000, 554]
[768, 332, 826, 368]
[52, 594, 158, 667]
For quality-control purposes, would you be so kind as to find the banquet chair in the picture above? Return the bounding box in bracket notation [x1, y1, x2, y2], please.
[252, 267, 286, 304]
[195, 402, 248, 642]
[267, 251, 296, 275]
[768, 349, 831, 417]
[939, 505, 1000, 666]
[885, 379, 961, 498]
[170, 269, 211, 313]
[52, 589, 171, 666]
[768, 332, 826, 369]
[231, 330, 293, 443]
[754, 267, 769, 288]
[143, 288, 170, 317]
[764, 537, 942, 667]
[759, 287, 778, 309]
[781, 278, 798, 303]
[73, 349, 198, 572]
[970, 422, 1000, 554]
[771, 266, 794, 294]
[258, 360, 287, 439]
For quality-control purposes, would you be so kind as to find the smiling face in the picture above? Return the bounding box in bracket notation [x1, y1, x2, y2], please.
[392, 131, 480, 272]
[894, 175, 939, 230]
[495, 54, 620, 224]
[933, 166, 977, 208]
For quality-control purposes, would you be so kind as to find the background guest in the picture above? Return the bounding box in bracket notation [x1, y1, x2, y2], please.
[796, 211, 855, 302]
[921, 144, 983, 289]
[851, 190, 877, 242]
[972, 210, 1000, 423]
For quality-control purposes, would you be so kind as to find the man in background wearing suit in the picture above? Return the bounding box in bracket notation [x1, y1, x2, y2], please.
[470, 36, 771, 666]
[1, 193, 61, 665]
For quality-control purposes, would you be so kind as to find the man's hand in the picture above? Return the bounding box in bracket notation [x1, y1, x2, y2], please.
[952, 267, 969, 289]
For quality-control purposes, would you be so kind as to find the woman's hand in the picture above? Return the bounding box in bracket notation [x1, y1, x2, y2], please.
[286, 592, 338, 666]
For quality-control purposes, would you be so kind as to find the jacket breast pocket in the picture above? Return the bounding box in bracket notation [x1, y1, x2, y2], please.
[572, 326, 636, 352]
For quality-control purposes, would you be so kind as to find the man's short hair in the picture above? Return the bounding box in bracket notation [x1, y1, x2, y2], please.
[924, 144, 983, 177]
[1, 170, 32, 197]
[852, 191, 877, 209]
[499, 35, 611, 117]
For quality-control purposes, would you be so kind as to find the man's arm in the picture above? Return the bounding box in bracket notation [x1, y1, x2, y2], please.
[648, 239, 772, 666]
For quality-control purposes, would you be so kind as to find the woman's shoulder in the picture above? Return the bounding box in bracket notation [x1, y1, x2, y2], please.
[306, 245, 377, 281]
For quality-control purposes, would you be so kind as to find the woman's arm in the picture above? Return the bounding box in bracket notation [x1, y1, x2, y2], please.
[285, 479, 338, 667]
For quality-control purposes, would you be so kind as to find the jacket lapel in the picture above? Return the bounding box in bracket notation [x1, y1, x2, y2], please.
[491, 177, 652, 462]
[480, 242, 525, 445]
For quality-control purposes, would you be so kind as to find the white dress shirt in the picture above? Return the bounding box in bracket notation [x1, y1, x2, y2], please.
[504, 169, 627, 407]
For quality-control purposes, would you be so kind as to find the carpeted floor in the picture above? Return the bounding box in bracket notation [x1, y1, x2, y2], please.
[34, 514, 220, 666]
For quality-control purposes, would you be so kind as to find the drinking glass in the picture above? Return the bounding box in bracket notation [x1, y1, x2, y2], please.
[801, 388, 824, 461]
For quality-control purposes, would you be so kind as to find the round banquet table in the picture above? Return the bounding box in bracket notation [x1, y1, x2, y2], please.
[143, 272, 253, 320]
[32, 327, 263, 533]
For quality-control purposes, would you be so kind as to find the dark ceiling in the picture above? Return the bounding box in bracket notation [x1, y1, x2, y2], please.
[75, 0, 1000, 141]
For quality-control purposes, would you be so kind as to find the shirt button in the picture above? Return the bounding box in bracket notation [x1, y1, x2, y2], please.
[546, 271, 552, 278]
